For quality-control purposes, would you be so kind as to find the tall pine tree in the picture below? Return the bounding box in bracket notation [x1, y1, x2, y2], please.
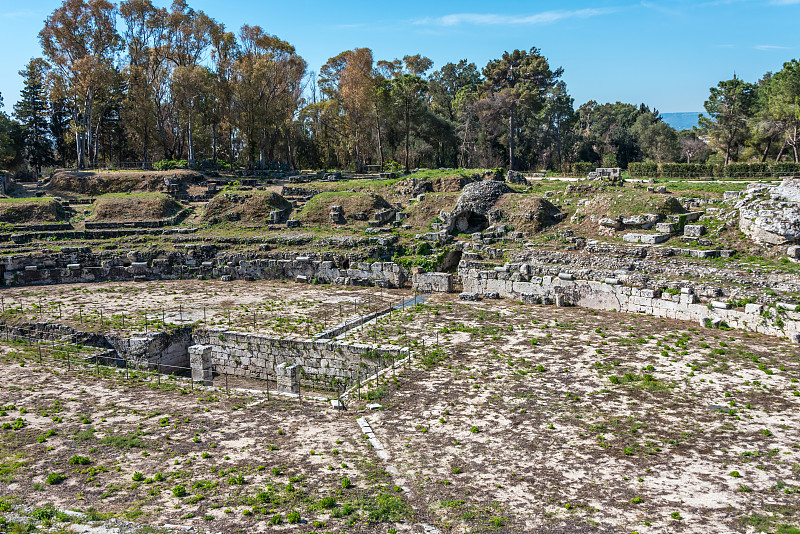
[14, 58, 52, 174]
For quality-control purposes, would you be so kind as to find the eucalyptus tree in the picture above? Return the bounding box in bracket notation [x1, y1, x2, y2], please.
[232, 25, 306, 169]
[319, 48, 376, 171]
[39, 0, 122, 169]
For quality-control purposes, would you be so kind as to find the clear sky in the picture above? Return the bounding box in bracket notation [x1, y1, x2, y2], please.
[1, 0, 798, 114]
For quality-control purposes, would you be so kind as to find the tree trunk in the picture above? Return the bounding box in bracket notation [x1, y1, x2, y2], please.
[142, 126, 149, 169]
[509, 104, 515, 171]
[212, 124, 218, 165]
[354, 113, 362, 174]
[75, 130, 85, 170]
[85, 98, 93, 168]
[460, 116, 470, 168]
[776, 139, 787, 163]
[760, 136, 772, 163]
[187, 116, 195, 166]
[374, 102, 384, 169]
[287, 129, 295, 170]
[404, 101, 410, 172]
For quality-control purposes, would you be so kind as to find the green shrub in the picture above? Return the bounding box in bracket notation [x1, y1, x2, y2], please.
[227, 474, 245, 485]
[318, 496, 336, 509]
[286, 510, 300, 524]
[660, 163, 714, 178]
[367, 493, 409, 521]
[68, 455, 91, 465]
[172, 485, 187, 497]
[132, 472, 144, 481]
[571, 162, 594, 176]
[628, 162, 658, 178]
[153, 159, 189, 171]
[46, 473, 66, 485]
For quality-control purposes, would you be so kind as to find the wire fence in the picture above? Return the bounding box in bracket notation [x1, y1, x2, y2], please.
[0, 290, 420, 340]
[0, 319, 433, 409]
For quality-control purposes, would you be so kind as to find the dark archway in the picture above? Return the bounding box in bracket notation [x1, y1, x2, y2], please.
[453, 211, 489, 234]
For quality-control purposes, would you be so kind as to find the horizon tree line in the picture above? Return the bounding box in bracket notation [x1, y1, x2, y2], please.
[2, 0, 800, 176]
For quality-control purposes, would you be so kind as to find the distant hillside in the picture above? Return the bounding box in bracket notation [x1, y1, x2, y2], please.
[662, 112, 707, 131]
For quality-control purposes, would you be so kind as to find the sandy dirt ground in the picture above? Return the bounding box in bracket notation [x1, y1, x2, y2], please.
[0, 279, 405, 338]
[0, 346, 416, 533]
[0, 284, 798, 533]
[343, 294, 800, 533]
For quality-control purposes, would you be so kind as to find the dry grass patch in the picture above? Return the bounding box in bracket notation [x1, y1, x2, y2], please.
[91, 193, 183, 222]
[297, 192, 390, 224]
[0, 198, 67, 224]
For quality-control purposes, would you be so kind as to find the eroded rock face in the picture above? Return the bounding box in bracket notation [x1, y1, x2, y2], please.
[736, 180, 800, 246]
[443, 180, 512, 234]
[622, 214, 661, 229]
[772, 179, 800, 203]
[506, 170, 527, 185]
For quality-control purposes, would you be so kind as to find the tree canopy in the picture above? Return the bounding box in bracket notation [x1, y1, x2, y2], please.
[1, 0, 800, 175]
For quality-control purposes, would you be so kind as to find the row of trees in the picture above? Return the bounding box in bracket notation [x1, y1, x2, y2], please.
[2, 0, 800, 175]
[701, 64, 800, 165]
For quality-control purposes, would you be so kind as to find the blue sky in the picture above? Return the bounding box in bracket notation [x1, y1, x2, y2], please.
[1, 0, 798, 114]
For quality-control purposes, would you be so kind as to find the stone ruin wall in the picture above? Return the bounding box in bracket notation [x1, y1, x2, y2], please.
[1, 248, 405, 289]
[458, 262, 800, 342]
[192, 328, 409, 389]
[0, 320, 192, 370]
[0, 320, 408, 390]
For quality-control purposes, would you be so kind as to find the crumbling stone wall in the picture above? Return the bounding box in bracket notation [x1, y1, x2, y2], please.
[412, 271, 454, 293]
[1, 248, 406, 288]
[459, 263, 800, 342]
[0, 320, 192, 370]
[192, 327, 409, 389]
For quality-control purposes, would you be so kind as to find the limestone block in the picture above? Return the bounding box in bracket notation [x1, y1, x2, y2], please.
[684, 225, 706, 237]
[276, 362, 300, 394]
[655, 222, 677, 234]
[641, 233, 671, 244]
[745, 303, 763, 314]
[640, 289, 660, 298]
[710, 300, 730, 310]
[788, 245, 800, 259]
[189, 344, 213, 386]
